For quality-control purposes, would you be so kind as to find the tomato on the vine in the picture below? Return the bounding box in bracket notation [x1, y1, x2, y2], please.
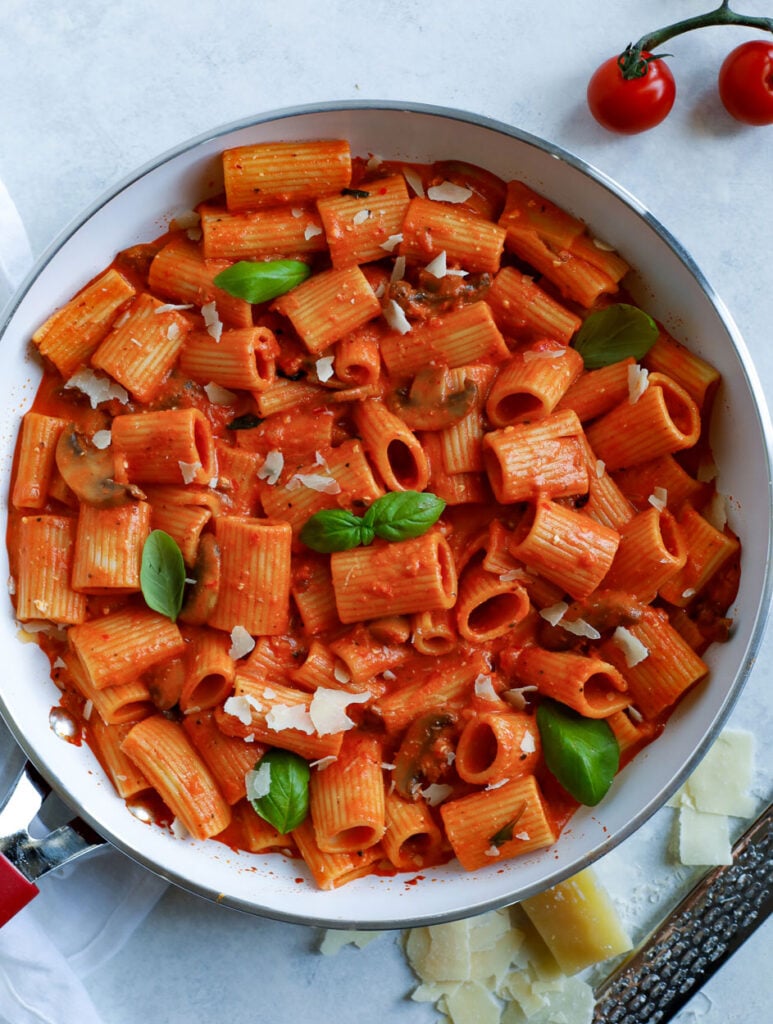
[587, 51, 676, 134]
[718, 40, 773, 125]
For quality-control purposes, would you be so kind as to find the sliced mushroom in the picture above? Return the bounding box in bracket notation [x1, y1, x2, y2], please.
[179, 533, 221, 626]
[55, 425, 140, 507]
[387, 366, 478, 431]
[394, 710, 458, 800]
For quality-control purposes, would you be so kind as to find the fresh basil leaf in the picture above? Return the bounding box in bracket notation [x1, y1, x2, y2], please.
[489, 803, 526, 848]
[226, 413, 263, 431]
[536, 700, 620, 806]
[341, 187, 370, 198]
[573, 303, 658, 370]
[249, 749, 310, 834]
[299, 508, 367, 553]
[213, 259, 311, 304]
[367, 490, 446, 542]
[140, 530, 186, 621]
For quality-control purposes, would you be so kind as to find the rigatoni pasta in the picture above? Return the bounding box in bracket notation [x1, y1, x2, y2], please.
[6, 137, 740, 891]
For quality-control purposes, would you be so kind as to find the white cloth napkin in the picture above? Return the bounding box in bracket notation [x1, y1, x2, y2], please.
[0, 181, 169, 1023]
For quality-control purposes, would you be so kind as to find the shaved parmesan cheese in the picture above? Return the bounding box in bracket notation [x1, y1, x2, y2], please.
[333, 662, 351, 684]
[315, 355, 335, 382]
[539, 601, 568, 627]
[670, 730, 755, 817]
[520, 731, 536, 754]
[92, 429, 112, 450]
[627, 364, 649, 404]
[402, 167, 425, 198]
[503, 686, 538, 711]
[228, 625, 255, 660]
[319, 929, 382, 955]
[704, 491, 729, 531]
[286, 472, 341, 495]
[648, 486, 667, 511]
[223, 695, 254, 726]
[428, 181, 473, 204]
[382, 669, 397, 682]
[290, 207, 304, 219]
[309, 687, 369, 736]
[201, 301, 222, 342]
[474, 674, 499, 701]
[696, 457, 718, 483]
[420, 783, 454, 806]
[178, 460, 201, 484]
[485, 778, 509, 791]
[383, 298, 412, 334]
[245, 762, 272, 801]
[310, 755, 338, 771]
[304, 223, 323, 240]
[6, 576, 15, 597]
[595, 459, 605, 479]
[380, 233, 403, 252]
[446, 982, 502, 1024]
[499, 568, 528, 583]
[522, 348, 566, 363]
[204, 381, 237, 405]
[352, 209, 371, 225]
[425, 251, 448, 278]
[389, 255, 407, 284]
[170, 817, 190, 840]
[82, 699, 93, 721]
[154, 302, 193, 313]
[612, 626, 649, 667]
[678, 805, 732, 865]
[257, 449, 284, 485]
[561, 617, 601, 641]
[171, 210, 200, 231]
[64, 369, 129, 409]
[266, 703, 315, 734]
[166, 322, 181, 342]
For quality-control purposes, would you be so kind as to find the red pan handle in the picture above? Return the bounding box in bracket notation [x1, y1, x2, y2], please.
[0, 852, 38, 926]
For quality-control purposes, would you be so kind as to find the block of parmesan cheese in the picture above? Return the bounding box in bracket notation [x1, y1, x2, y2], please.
[519, 867, 633, 975]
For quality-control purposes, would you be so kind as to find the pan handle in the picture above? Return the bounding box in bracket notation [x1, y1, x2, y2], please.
[0, 762, 105, 927]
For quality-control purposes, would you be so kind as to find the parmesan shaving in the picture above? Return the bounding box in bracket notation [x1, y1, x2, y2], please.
[204, 381, 237, 405]
[223, 695, 253, 726]
[499, 568, 528, 583]
[310, 755, 338, 771]
[595, 459, 605, 479]
[612, 626, 649, 667]
[522, 348, 566, 363]
[257, 450, 284, 486]
[503, 686, 538, 711]
[265, 703, 315, 735]
[64, 369, 129, 409]
[561, 617, 601, 641]
[419, 783, 454, 806]
[380, 232, 403, 252]
[352, 209, 371, 225]
[154, 302, 193, 313]
[539, 601, 568, 627]
[201, 300, 222, 342]
[315, 355, 335, 382]
[92, 429, 112, 450]
[171, 210, 200, 231]
[333, 662, 351, 684]
[245, 762, 272, 801]
[166, 322, 181, 342]
[286, 472, 341, 494]
[627, 364, 649, 404]
[383, 298, 412, 335]
[424, 251, 448, 278]
[474, 674, 499, 701]
[170, 817, 190, 840]
[309, 687, 370, 736]
[228, 625, 255, 660]
[389, 255, 407, 284]
[304, 223, 323, 240]
[520, 731, 536, 754]
[178, 460, 201, 484]
[427, 181, 473, 203]
[319, 930, 382, 955]
[402, 167, 425, 198]
[703, 491, 729, 531]
[647, 486, 668, 512]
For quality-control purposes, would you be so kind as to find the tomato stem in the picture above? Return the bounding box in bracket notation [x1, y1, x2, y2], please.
[619, 1, 773, 80]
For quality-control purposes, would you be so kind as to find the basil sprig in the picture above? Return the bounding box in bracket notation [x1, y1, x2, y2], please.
[140, 530, 186, 621]
[300, 490, 446, 553]
[536, 700, 620, 806]
[573, 303, 658, 369]
[213, 259, 311, 303]
[250, 749, 310, 834]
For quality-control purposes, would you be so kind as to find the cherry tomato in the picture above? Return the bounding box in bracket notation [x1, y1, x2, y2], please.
[718, 40, 773, 126]
[587, 51, 676, 134]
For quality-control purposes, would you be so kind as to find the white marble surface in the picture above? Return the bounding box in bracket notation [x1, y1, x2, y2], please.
[1, 1, 771, 1021]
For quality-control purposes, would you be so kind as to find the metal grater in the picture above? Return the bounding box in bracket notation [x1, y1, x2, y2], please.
[593, 803, 772, 1022]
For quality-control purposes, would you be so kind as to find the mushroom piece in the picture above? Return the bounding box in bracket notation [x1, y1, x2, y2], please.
[387, 366, 478, 431]
[55, 425, 141, 507]
[179, 533, 221, 626]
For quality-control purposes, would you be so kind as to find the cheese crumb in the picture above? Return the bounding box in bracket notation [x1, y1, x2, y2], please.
[383, 298, 412, 336]
[424, 251, 448, 278]
[64, 369, 129, 409]
[319, 930, 382, 955]
[304, 223, 323, 240]
[201, 301, 223, 342]
[178, 460, 201, 484]
[286, 472, 341, 494]
[474, 674, 499, 701]
[266, 703, 315, 734]
[427, 181, 473, 204]
[310, 755, 338, 771]
[315, 355, 335, 382]
[627, 364, 649, 404]
[561, 617, 601, 640]
[503, 686, 538, 711]
[309, 687, 370, 736]
[420, 783, 454, 806]
[402, 167, 425, 198]
[389, 255, 407, 284]
[228, 625, 255, 660]
[380, 233, 403, 252]
[92, 429, 112, 450]
[539, 601, 568, 627]
[352, 209, 371, 225]
[648, 486, 668, 512]
[257, 450, 284, 486]
[612, 626, 649, 667]
[204, 382, 237, 405]
[223, 695, 254, 726]
[245, 762, 272, 801]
